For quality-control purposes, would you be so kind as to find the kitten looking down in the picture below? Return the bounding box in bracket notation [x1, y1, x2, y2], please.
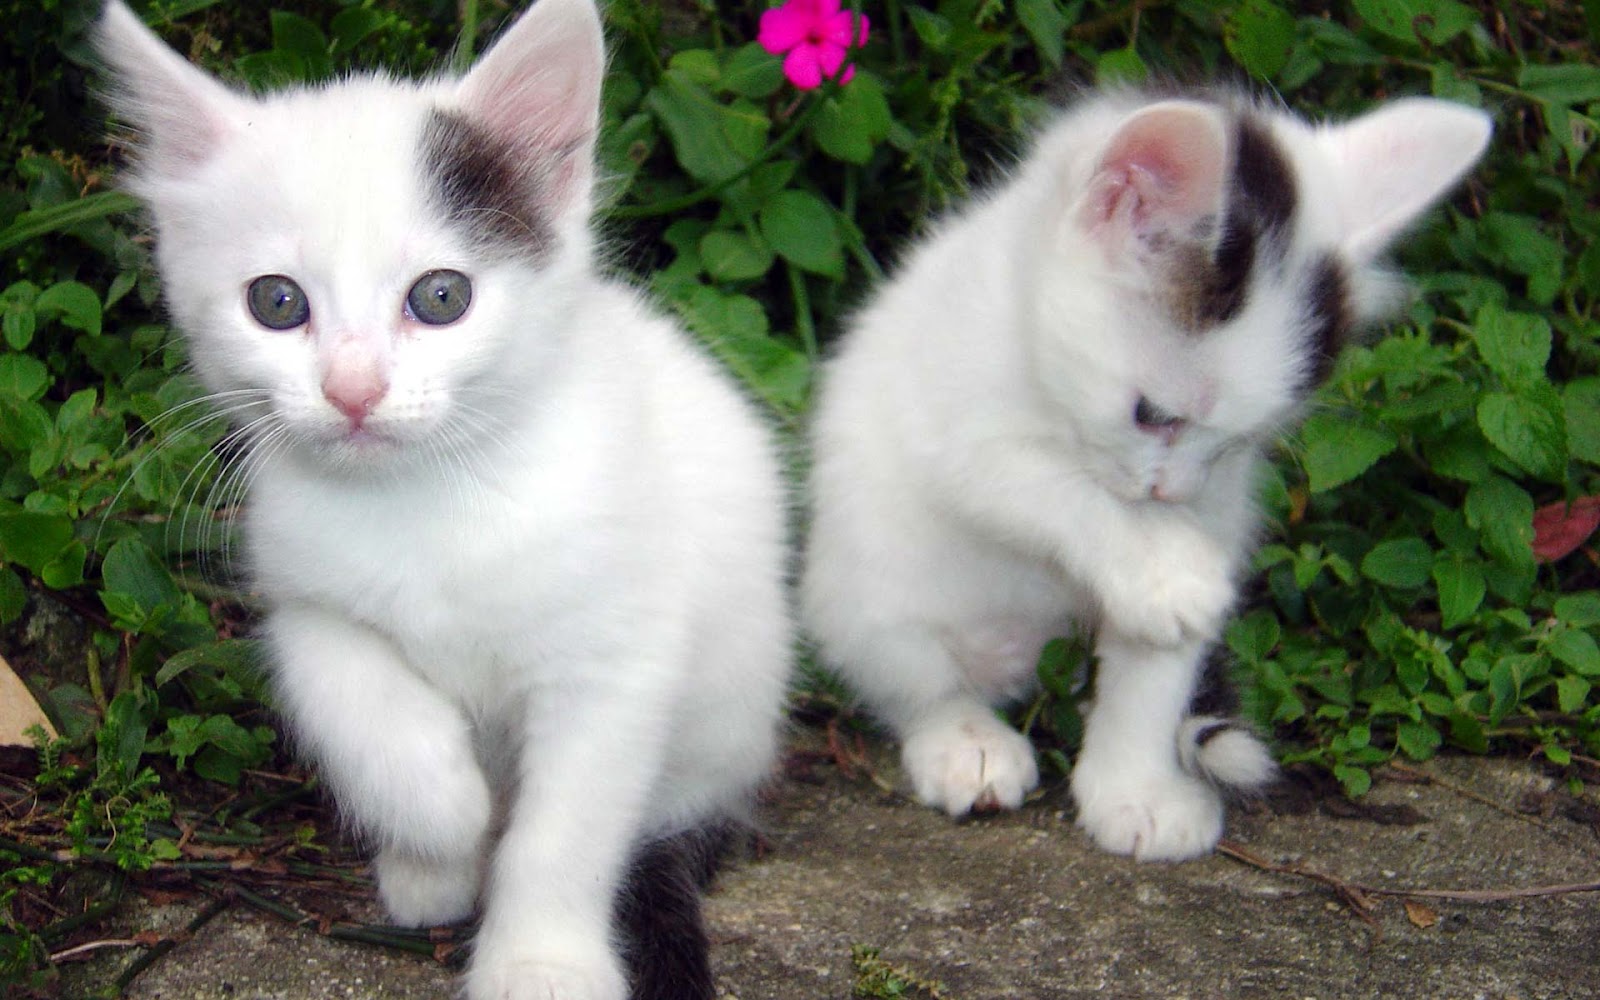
[94, 2, 794, 998]
[801, 89, 1491, 860]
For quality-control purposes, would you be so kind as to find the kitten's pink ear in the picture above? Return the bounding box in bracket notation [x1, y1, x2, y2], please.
[93, 0, 242, 170]
[1316, 98, 1492, 261]
[453, 0, 605, 212]
[1079, 101, 1230, 248]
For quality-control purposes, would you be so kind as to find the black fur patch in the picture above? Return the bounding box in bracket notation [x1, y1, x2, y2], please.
[1188, 647, 1240, 717]
[1173, 114, 1298, 331]
[615, 825, 734, 1000]
[1301, 254, 1352, 388]
[421, 108, 554, 259]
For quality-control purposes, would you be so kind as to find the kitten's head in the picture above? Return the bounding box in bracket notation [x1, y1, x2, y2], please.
[94, 0, 605, 475]
[1021, 91, 1491, 504]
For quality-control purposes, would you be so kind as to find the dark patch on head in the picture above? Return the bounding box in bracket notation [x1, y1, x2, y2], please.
[1300, 254, 1352, 389]
[1165, 112, 1299, 332]
[421, 108, 554, 259]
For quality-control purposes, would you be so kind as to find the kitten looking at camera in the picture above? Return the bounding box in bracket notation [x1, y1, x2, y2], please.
[94, 1, 793, 997]
[801, 89, 1490, 860]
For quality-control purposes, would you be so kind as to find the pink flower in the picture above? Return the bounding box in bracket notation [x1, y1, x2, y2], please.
[758, 0, 870, 90]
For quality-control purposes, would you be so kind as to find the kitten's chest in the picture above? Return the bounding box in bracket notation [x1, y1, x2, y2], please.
[247, 471, 597, 678]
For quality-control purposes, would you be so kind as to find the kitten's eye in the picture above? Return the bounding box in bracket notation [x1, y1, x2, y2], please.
[246, 275, 310, 330]
[1134, 395, 1186, 432]
[406, 269, 472, 326]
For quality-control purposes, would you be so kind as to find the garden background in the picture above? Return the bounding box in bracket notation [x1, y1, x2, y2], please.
[1, 0, 1597, 992]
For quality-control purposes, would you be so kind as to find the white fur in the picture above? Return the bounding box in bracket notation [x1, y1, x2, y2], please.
[96, 2, 792, 997]
[801, 91, 1489, 861]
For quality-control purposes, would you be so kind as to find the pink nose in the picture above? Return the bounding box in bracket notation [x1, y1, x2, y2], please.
[320, 339, 389, 426]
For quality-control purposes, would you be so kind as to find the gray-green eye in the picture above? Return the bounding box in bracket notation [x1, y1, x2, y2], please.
[247, 275, 310, 330]
[406, 269, 472, 326]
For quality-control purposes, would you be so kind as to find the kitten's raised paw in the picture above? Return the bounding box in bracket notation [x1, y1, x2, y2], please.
[466, 951, 627, 1000]
[902, 702, 1040, 816]
[375, 849, 480, 927]
[1070, 767, 1224, 861]
[1099, 527, 1232, 647]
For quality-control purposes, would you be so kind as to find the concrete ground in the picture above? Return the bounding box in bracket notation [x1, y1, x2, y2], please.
[58, 730, 1600, 1000]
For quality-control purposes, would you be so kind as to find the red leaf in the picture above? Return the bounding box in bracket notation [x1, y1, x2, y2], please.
[1532, 496, 1600, 563]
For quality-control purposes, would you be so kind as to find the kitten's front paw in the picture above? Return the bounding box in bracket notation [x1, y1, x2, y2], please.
[1099, 526, 1232, 647]
[375, 848, 480, 927]
[902, 703, 1040, 816]
[465, 949, 627, 1000]
[1070, 763, 1223, 861]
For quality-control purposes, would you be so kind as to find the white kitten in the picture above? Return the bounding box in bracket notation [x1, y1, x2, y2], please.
[95, 2, 792, 997]
[801, 90, 1490, 860]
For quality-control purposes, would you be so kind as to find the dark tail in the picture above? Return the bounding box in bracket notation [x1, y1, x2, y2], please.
[615, 824, 735, 1000]
[1178, 649, 1276, 792]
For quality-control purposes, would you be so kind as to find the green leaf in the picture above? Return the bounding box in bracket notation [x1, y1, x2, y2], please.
[720, 43, 784, 99]
[1299, 414, 1398, 493]
[644, 73, 770, 185]
[1474, 213, 1565, 306]
[0, 567, 25, 623]
[1396, 719, 1443, 761]
[1556, 675, 1592, 714]
[1096, 47, 1147, 85]
[155, 639, 265, 688]
[0, 509, 73, 574]
[759, 190, 844, 278]
[668, 49, 720, 86]
[1554, 592, 1600, 628]
[35, 281, 102, 337]
[1361, 538, 1433, 589]
[270, 11, 332, 79]
[1516, 63, 1600, 106]
[1333, 764, 1371, 797]
[1470, 305, 1550, 387]
[1547, 628, 1600, 677]
[0, 353, 50, 401]
[812, 76, 892, 165]
[1477, 384, 1567, 483]
[1466, 476, 1535, 566]
[1016, 0, 1070, 67]
[1431, 557, 1486, 629]
[1448, 711, 1488, 753]
[101, 538, 181, 618]
[0, 191, 142, 254]
[1225, 0, 1296, 80]
[674, 287, 810, 414]
[698, 229, 774, 282]
[329, 7, 383, 57]
[1561, 378, 1600, 466]
[102, 691, 150, 781]
[1353, 0, 1476, 43]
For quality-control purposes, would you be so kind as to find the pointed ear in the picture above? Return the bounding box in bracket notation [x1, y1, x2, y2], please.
[93, 0, 243, 171]
[1317, 98, 1492, 261]
[1078, 101, 1230, 248]
[452, 0, 605, 211]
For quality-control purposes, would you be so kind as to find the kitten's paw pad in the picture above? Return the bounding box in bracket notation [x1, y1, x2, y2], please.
[466, 952, 626, 1000]
[374, 849, 480, 927]
[1071, 769, 1223, 861]
[903, 707, 1040, 816]
[1101, 531, 1232, 646]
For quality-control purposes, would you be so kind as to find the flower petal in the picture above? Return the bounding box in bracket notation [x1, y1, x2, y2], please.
[758, 6, 810, 53]
[820, 9, 867, 47]
[784, 43, 826, 89]
[816, 41, 848, 80]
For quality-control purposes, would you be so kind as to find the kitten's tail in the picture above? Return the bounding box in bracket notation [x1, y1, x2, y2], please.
[1175, 651, 1276, 792]
[615, 823, 735, 1000]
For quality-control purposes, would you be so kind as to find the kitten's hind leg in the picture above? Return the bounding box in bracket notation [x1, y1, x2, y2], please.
[1070, 634, 1222, 861]
[903, 698, 1041, 815]
[266, 604, 491, 926]
[840, 625, 1040, 816]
